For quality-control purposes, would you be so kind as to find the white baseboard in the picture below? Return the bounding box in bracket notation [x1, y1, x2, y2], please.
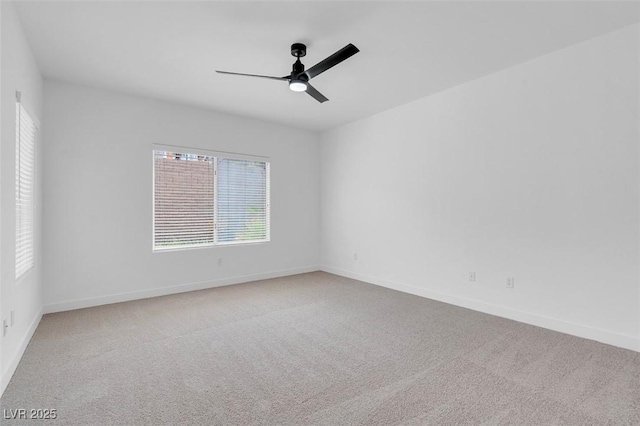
[44, 266, 319, 314]
[321, 266, 640, 353]
[1, 309, 43, 397]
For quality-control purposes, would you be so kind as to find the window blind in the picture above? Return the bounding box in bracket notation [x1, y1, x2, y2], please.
[154, 151, 216, 249]
[15, 100, 37, 280]
[153, 150, 269, 250]
[216, 158, 270, 244]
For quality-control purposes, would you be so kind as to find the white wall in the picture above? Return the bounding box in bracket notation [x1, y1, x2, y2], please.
[321, 24, 640, 352]
[0, 1, 44, 394]
[42, 81, 320, 311]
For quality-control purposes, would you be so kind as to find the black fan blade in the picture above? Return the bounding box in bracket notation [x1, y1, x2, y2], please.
[216, 70, 289, 81]
[305, 83, 329, 103]
[304, 44, 359, 80]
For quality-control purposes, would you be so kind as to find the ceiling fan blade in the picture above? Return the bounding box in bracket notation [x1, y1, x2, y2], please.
[305, 83, 329, 103]
[215, 70, 289, 81]
[304, 44, 359, 80]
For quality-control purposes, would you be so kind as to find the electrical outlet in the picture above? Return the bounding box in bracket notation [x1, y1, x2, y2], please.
[469, 272, 476, 282]
[2, 319, 7, 337]
[506, 277, 515, 289]
[353, 253, 358, 261]
[10, 310, 14, 327]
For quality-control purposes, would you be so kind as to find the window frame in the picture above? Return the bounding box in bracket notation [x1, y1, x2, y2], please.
[152, 146, 270, 252]
[15, 93, 39, 281]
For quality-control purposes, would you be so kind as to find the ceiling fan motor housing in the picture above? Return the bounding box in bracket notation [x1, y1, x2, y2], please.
[292, 59, 306, 77]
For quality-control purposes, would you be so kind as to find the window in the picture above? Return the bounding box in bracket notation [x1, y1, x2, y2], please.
[15, 97, 37, 279]
[153, 150, 270, 250]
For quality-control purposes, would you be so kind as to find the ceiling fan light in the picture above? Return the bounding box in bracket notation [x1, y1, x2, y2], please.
[289, 79, 307, 92]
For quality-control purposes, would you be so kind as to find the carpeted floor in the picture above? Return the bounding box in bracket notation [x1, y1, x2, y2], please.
[1, 272, 639, 425]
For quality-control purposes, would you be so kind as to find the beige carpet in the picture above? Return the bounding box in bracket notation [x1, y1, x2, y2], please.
[1, 272, 638, 425]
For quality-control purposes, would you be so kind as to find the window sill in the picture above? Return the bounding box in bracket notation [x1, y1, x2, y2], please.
[153, 239, 270, 253]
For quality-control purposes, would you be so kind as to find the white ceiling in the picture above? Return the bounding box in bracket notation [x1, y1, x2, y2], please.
[14, 1, 640, 132]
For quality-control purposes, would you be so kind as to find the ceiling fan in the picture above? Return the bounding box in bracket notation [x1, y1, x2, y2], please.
[216, 43, 359, 103]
